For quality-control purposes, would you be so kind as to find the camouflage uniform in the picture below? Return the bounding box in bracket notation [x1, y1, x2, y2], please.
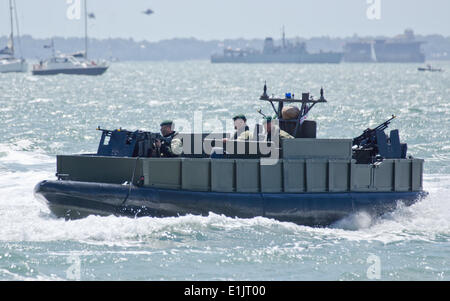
[234, 126, 253, 141]
[279, 128, 294, 139]
[232, 114, 253, 141]
[170, 134, 183, 156]
[159, 120, 183, 157]
[160, 131, 183, 157]
[263, 117, 294, 141]
[266, 126, 294, 141]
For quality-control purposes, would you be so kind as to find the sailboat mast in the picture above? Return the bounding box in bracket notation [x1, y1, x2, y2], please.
[51, 39, 55, 58]
[84, 0, 88, 59]
[9, 0, 14, 55]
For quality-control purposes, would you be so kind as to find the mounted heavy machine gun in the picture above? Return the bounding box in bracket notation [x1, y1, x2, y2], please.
[352, 115, 408, 163]
[96, 127, 171, 157]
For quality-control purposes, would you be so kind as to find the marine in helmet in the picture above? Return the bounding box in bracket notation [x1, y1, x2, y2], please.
[156, 120, 183, 157]
[223, 114, 253, 142]
[263, 116, 294, 141]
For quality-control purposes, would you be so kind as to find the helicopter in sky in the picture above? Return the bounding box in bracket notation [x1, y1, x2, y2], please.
[142, 9, 154, 15]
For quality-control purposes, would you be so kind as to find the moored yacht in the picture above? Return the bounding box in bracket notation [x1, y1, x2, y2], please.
[0, 0, 28, 73]
[32, 51, 108, 76]
[0, 56, 27, 73]
[32, 0, 109, 76]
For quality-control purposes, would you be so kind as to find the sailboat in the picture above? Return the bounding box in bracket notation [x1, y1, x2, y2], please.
[32, 0, 108, 76]
[0, 0, 28, 73]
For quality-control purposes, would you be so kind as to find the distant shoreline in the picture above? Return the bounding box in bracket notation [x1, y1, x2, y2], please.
[1, 34, 450, 61]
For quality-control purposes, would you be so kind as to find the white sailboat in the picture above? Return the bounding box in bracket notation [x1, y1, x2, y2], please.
[32, 0, 108, 76]
[0, 0, 28, 73]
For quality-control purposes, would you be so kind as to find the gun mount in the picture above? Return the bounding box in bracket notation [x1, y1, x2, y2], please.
[352, 115, 408, 163]
[96, 127, 169, 158]
[260, 82, 327, 138]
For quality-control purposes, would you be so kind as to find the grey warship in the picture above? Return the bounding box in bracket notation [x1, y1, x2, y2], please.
[34, 85, 425, 226]
[211, 30, 343, 64]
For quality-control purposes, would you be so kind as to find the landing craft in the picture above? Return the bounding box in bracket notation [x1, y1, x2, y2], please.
[34, 84, 426, 226]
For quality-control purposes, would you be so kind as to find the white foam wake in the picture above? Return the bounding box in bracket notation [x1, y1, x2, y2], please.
[0, 146, 448, 246]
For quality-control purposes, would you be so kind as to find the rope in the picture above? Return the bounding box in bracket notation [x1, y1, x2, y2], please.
[121, 157, 140, 206]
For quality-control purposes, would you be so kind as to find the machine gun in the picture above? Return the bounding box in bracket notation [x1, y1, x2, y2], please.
[352, 115, 396, 148]
[96, 127, 170, 157]
[352, 115, 408, 163]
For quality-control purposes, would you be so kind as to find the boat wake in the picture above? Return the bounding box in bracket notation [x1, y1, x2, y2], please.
[0, 148, 449, 280]
[0, 147, 449, 246]
[331, 211, 374, 230]
[328, 174, 449, 243]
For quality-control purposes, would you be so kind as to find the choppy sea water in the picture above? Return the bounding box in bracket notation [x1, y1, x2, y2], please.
[0, 61, 449, 280]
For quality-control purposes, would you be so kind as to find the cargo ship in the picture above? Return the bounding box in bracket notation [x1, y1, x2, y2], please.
[343, 29, 425, 63]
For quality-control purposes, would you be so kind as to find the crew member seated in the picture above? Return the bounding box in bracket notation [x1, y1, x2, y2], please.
[223, 114, 253, 142]
[156, 120, 183, 157]
[263, 116, 294, 141]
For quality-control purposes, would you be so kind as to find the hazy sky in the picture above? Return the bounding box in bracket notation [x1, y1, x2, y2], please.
[1, 0, 450, 41]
